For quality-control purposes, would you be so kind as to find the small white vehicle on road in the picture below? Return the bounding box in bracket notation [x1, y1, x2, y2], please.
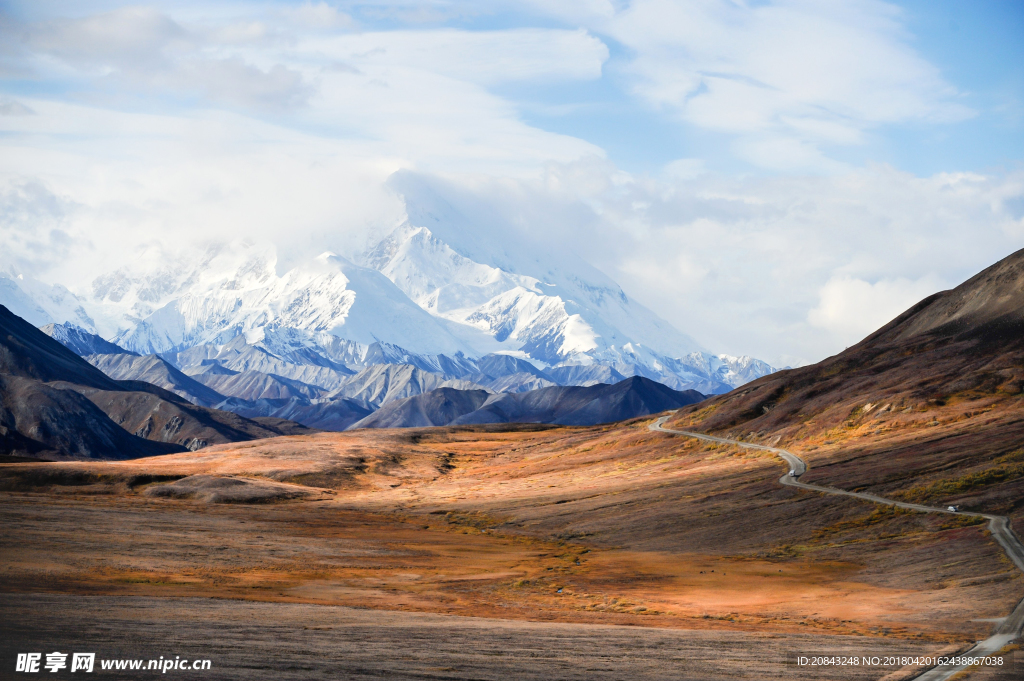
[788, 470, 797, 477]
[947, 505, 958, 512]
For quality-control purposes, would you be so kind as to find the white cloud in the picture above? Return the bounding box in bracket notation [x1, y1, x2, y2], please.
[0, 99, 407, 284]
[445, 159, 1024, 365]
[0, 99, 35, 116]
[531, 0, 975, 171]
[732, 135, 850, 173]
[16, 7, 312, 111]
[302, 28, 608, 86]
[27, 6, 191, 66]
[282, 2, 354, 30]
[176, 58, 311, 110]
[0, 6, 613, 286]
[0, 1, 970, 172]
[807, 275, 943, 341]
[0, 1, 1018, 367]
[4, 4, 609, 165]
[663, 158, 706, 180]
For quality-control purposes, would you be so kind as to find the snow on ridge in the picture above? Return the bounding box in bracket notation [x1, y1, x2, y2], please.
[364, 222, 536, 315]
[107, 243, 473, 357]
[364, 175, 707, 364]
[4, 173, 779, 394]
[0, 264, 96, 332]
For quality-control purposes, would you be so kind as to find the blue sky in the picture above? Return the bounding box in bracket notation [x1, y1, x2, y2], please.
[0, 0, 1022, 364]
[885, 0, 1024, 174]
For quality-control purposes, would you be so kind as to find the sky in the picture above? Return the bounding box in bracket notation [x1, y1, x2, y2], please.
[0, 0, 1022, 366]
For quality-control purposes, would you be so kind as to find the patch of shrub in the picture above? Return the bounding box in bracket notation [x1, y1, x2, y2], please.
[813, 505, 920, 540]
[896, 450, 1024, 503]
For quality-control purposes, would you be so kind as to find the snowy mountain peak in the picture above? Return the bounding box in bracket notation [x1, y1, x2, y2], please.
[0, 264, 96, 331]
[363, 174, 705, 365]
[100, 242, 474, 357]
[2, 172, 778, 396]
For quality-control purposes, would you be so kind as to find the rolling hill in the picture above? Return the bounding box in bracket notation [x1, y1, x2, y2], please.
[669, 246, 1024, 516]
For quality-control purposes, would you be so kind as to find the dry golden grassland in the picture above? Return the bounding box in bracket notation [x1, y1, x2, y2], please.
[3, 415, 1021, 657]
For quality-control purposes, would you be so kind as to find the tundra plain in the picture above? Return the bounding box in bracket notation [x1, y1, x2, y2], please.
[3, 405, 1023, 679]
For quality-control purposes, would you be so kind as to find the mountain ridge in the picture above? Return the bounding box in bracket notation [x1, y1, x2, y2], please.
[0, 172, 778, 394]
[670, 247, 1024, 437]
[353, 376, 706, 430]
[0, 304, 311, 460]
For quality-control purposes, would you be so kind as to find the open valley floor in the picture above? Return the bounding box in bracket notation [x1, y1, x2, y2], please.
[3, 408, 1023, 679]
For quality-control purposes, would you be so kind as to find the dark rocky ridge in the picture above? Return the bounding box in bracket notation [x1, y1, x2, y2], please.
[0, 374, 180, 460]
[353, 376, 706, 429]
[1, 305, 310, 460]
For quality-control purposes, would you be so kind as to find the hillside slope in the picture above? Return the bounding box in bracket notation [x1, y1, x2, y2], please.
[87, 353, 227, 407]
[40, 322, 134, 356]
[0, 305, 305, 459]
[670, 247, 1024, 518]
[0, 374, 180, 460]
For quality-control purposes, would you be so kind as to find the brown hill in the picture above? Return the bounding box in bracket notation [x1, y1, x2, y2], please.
[0, 374, 180, 460]
[669, 247, 1024, 518]
[0, 305, 308, 460]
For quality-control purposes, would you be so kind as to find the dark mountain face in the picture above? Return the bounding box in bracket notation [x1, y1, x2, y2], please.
[1, 305, 123, 390]
[1, 305, 304, 460]
[352, 376, 705, 429]
[546, 364, 627, 387]
[218, 395, 371, 432]
[0, 375, 180, 460]
[535, 376, 706, 426]
[70, 381, 308, 451]
[677, 247, 1024, 437]
[881, 248, 1024, 344]
[353, 388, 491, 429]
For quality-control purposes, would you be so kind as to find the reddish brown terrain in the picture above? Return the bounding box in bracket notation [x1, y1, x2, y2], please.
[3, 249, 1024, 679]
[2, 416, 1022, 678]
[669, 248, 1024, 544]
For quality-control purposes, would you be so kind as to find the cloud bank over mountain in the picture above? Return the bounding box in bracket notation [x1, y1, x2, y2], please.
[0, 0, 1021, 366]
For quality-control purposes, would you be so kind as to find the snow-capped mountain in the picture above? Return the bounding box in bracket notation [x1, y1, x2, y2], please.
[364, 172, 706, 366]
[40, 322, 134, 356]
[0, 265, 95, 331]
[353, 172, 773, 392]
[104, 245, 479, 357]
[2, 172, 778, 395]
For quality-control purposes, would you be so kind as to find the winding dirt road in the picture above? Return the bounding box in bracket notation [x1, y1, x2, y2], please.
[650, 414, 1024, 681]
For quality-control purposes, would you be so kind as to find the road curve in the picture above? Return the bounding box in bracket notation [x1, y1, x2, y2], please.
[649, 414, 1024, 681]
